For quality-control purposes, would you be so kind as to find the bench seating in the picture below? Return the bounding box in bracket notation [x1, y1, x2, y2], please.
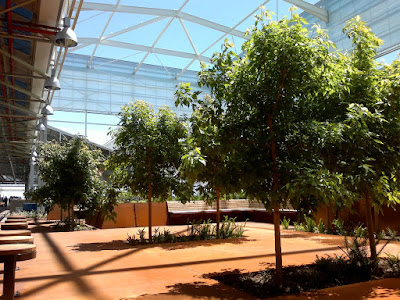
[167, 199, 297, 225]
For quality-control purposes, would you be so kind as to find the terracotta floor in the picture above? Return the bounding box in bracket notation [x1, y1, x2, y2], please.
[2, 221, 400, 300]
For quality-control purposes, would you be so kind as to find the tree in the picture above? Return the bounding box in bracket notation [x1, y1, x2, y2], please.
[319, 16, 400, 261]
[26, 137, 116, 230]
[176, 94, 237, 238]
[177, 10, 339, 283]
[108, 100, 188, 242]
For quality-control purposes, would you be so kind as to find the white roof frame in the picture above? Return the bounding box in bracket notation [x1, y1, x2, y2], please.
[73, 0, 328, 77]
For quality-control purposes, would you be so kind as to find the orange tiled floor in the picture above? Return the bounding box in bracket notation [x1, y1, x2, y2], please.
[2, 221, 400, 299]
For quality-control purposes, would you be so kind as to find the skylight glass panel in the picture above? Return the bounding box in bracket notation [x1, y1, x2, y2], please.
[143, 53, 195, 72]
[93, 45, 146, 63]
[181, 20, 233, 55]
[119, 0, 187, 10]
[108, 17, 170, 47]
[75, 11, 111, 37]
[156, 18, 197, 53]
[70, 44, 97, 57]
[182, 0, 266, 28]
[103, 13, 157, 38]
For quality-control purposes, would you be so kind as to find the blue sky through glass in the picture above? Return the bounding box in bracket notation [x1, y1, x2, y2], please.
[50, 0, 399, 145]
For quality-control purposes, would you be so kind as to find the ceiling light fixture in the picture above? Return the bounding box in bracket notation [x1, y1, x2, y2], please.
[55, 17, 78, 47]
[41, 103, 54, 115]
[36, 119, 45, 131]
[44, 67, 61, 90]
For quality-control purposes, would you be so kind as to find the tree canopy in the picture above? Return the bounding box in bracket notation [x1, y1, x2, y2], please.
[316, 16, 400, 260]
[108, 100, 188, 240]
[176, 9, 342, 282]
[26, 137, 115, 228]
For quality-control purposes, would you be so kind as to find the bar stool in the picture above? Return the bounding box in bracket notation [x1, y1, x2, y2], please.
[5, 220, 27, 224]
[0, 244, 36, 300]
[0, 236, 33, 245]
[1, 223, 28, 230]
[0, 231, 31, 237]
[6, 216, 26, 220]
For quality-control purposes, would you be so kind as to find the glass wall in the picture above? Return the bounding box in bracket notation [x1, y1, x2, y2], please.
[302, 0, 400, 63]
[49, 53, 209, 144]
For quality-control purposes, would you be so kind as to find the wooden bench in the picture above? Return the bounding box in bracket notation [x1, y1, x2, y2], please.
[167, 199, 265, 213]
[167, 200, 298, 225]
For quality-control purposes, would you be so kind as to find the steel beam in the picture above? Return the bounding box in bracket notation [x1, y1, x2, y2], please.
[0, 48, 49, 78]
[0, 79, 45, 101]
[80, 2, 246, 38]
[79, 38, 211, 62]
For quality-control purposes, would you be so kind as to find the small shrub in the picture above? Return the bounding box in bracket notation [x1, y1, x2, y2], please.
[332, 219, 345, 235]
[16, 210, 48, 219]
[293, 222, 306, 232]
[386, 227, 399, 241]
[316, 219, 326, 234]
[353, 224, 367, 238]
[126, 217, 246, 245]
[316, 236, 375, 284]
[53, 217, 76, 232]
[340, 236, 370, 266]
[126, 233, 136, 245]
[304, 215, 316, 232]
[199, 219, 214, 240]
[220, 216, 247, 238]
[153, 228, 178, 243]
[281, 217, 290, 230]
[127, 228, 147, 245]
[384, 252, 400, 276]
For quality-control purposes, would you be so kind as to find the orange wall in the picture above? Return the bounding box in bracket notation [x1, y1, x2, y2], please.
[135, 202, 168, 227]
[101, 203, 136, 229]
[47, 205, 73, 220]
[313, 201, 400, 232]
[85, 202, 168, 229]
[375, 205, 400, 232]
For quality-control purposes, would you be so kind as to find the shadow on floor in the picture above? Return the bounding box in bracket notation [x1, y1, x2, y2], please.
[276, 278, 400, 300]
[281, 231, 346, 246]
[70, 240, 133, 251]
[158, 237, 255, 251]
[29, 222, 56, 233]
[70, 237, 255, 252]
[126, 280, 256, 300]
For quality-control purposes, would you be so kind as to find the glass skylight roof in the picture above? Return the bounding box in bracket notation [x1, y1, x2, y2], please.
[55, 0, 400, 146]
[71, 0, 319, 74]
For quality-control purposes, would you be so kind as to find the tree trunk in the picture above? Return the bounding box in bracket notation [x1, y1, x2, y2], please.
[326, 204, 331, 232]
[365, 190, 377, 261]
[273, 204, 283, 283]
[147, 155, 153, 243]
[71, 199, 75, 221]
[216, 186, 220, 239]
[267, 113, 283, 284]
